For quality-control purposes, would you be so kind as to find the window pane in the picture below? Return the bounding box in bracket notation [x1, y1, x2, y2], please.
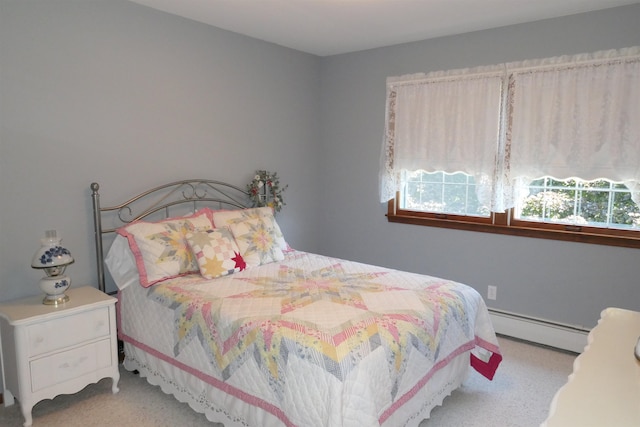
[443, 183, 467, 214]
[577, 189, 609, 225]
[401, 171, 489, 217]
[428, 171, 444, 183]
[519, 190, 573, 222]
[444, 173, 468, 184]
[612, 192, 640, 229]
[515, 177, 640, 230]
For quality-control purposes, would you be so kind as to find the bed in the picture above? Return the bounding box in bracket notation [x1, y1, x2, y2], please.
[90, 179, 502, 427]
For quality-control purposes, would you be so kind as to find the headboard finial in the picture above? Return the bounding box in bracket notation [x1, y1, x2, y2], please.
[91, 182, 100, 193]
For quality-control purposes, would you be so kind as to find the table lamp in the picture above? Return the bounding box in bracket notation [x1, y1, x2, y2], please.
[31, 230, 74, 305]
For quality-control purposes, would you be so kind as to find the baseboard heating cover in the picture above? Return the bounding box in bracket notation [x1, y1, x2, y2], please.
[489, 308, 589, 354]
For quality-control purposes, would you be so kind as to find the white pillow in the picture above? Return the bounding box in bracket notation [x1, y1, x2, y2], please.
[104, 234, 139, 290]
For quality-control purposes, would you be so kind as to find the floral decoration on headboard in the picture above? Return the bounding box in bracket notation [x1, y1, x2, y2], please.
[247, 170, 287, 213]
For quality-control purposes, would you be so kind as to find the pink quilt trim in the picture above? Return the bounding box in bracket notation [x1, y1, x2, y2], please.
[379, 340, 475, 424]
[380, 336, 501, 424]
[119, 315, 502, 427]
[119, 331, 296, 427]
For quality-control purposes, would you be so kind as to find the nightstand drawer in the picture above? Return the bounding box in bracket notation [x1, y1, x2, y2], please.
[26, 307, 111, 357]
[30, 338, 113, 392]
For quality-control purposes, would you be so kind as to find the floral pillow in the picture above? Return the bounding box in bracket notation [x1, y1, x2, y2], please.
[186, 227, 246, 279]
[227, 216, 285, 268]
[116, 210, 212, 287]
[211, 207, 289, 251]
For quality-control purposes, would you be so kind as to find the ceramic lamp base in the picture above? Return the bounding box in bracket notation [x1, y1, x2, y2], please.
[39, 275, 71, 306]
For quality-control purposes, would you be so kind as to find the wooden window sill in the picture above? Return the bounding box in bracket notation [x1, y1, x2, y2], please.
[386, 213, 640, 249]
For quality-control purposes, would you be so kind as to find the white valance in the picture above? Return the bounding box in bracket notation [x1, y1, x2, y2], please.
[380, 46, 640, 210]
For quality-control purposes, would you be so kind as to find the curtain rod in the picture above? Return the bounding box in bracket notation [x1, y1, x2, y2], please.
[388, 51, 640, 88]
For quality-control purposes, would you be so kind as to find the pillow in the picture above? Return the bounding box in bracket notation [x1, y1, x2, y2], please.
[186, 227, 246, 279]
[116, 210, 213, 287]
[227, 216, 285, 268]
[211, 207, 289, 251]
[104, 234, 140, 291]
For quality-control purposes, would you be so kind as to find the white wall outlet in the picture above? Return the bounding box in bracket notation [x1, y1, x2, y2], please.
[487, 285, 497, 300]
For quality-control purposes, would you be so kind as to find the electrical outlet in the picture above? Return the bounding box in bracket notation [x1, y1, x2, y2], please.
[487, 285, 497, 300]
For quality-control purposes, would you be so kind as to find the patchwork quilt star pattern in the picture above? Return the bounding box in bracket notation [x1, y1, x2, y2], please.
[148, 254, 474, 402]
[147, 222, 195, 270]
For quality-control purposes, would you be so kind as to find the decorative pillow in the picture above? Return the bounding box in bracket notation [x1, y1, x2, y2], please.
[227, 216, 285, 268]
[212, 207, 289, 251]
[116, 210, 213, 287]
[186, 227, 246, 279]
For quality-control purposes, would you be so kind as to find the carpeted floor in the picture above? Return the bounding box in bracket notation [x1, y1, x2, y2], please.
[0, 336, 575, 427]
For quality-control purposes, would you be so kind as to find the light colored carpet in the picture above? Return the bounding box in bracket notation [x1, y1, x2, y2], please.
[0, 336, 575, 427]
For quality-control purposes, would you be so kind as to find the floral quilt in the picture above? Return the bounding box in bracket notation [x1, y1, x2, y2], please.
[145, 251, 501, 426]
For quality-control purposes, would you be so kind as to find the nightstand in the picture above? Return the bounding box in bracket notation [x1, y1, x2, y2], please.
[0, 286, 120, 427]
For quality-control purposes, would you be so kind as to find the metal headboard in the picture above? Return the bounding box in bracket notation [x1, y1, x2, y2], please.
[90, 179, 251, 293]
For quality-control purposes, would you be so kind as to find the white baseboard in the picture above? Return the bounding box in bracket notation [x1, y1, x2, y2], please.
[489, 309, 589, 354]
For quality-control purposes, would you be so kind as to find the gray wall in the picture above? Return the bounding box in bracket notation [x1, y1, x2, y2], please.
[0, 0, 322, 300]
[318, 4, 640, 329]
[1, 0, 639, 332]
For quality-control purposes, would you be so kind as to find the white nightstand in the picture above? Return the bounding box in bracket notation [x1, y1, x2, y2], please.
[0, 286, 120, 427]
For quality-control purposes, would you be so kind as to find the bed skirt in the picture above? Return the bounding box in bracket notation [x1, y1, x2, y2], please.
[122, 341, 471, 427]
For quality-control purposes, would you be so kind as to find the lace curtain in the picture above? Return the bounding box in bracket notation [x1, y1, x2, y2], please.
[507, 47, 640, 205]
[380, 46, 640, 210]
[379, 65, 506, 209]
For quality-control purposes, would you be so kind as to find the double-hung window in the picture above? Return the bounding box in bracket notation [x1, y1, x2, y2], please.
[380, 47, 640, 248]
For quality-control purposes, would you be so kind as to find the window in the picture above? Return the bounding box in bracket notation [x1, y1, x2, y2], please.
[381, 47, 640, 248]
[403, 171, 489, 218]
[395, 173, 640, 245]
[514, 178, 640, 230]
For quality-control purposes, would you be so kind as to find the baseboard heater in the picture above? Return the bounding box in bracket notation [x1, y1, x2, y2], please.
[488, 308, 590, 354]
